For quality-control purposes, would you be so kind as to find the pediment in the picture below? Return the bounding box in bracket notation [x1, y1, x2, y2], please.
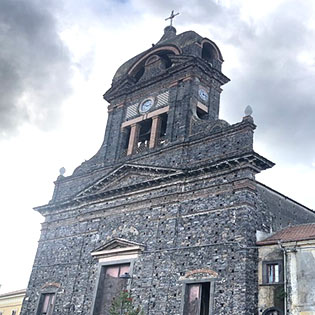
[77, 163, 181, 198]
[91, 238, 144, 260]
[94, 238, 144, 252]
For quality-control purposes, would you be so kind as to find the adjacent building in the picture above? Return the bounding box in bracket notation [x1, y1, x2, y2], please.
[258, 223, 315, 315]
[0, 289, 26, 315]
[21, 24, 315, 315]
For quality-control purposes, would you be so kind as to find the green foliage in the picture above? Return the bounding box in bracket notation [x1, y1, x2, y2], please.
[275, 286, 286, 300]
[109, 290, 144, 315]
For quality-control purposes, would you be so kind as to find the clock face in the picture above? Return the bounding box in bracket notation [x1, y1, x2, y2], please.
[199, 89, 209, 102]
[139, 98, 154, 113]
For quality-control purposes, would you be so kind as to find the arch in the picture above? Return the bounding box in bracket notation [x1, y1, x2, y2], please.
[128, 45, 181, 82]
[262, 307, 282, 315]
[180, 268, 218, 281]
[201, 39, 223, 62]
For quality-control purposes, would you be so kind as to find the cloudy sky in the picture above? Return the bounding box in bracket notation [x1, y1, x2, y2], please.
[0, 0, 315, 293]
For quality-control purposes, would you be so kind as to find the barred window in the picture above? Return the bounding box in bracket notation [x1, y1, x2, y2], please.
[263, 260, 283, 284]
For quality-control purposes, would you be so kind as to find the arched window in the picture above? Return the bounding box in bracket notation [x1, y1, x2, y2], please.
[263, 307, 282, 315]
[132, 51, 174, 82]
[201, 42, 218, 63]
[128, 46, 180, 82]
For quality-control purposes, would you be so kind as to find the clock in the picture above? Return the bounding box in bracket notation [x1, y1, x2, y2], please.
[199, 89, 209, 102]
[139, 98, 154, 114]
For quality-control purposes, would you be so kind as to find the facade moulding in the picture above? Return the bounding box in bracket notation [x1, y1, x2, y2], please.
[38, 174, 258, 226]
[36, 152, 268, 213]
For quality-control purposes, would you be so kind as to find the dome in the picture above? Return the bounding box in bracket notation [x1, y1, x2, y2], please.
[111, 27, 224, 85]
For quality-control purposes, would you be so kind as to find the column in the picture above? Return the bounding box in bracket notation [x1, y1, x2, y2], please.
[149, 116, 161, 149]
[127, 123, 140, 156]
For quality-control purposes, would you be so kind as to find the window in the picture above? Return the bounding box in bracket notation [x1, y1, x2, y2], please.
[122, 126, 131, 153]
[196, 107, 208, 120]
[137, 119, 152, 152]
[157, 113, 168, 146]
[267, 263, 279, 283]
[183, 282, 213, 315]
[201, 42, 217, 64]
[263, 261, 283, 284]
[37, 293, 56, 315]
[93, 264, 130, 315]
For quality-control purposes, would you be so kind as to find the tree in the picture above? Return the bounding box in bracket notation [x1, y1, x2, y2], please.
[109, 290, 143, 315]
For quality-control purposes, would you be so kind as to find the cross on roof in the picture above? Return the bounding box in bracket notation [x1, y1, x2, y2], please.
[165, 10, 179, 26]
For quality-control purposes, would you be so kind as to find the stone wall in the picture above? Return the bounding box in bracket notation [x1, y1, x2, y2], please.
[256, 183, 315, 232]
[22, 154, 315, 315]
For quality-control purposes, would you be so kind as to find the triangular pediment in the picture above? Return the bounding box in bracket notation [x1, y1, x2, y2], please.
[91, 238, 144, 260]
[94, 238, 144, 252]
[77, 163, 182, 198]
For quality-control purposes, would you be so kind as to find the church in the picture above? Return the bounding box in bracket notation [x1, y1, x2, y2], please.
[21, 17, 315, 315]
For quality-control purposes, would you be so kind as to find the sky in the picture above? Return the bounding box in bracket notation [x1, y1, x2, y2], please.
[0, 0, 315, 293]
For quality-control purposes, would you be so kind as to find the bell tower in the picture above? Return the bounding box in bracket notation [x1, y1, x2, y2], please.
[84, 25, 230, 169]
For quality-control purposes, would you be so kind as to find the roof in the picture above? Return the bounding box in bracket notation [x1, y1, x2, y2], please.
[0, 289, 26, 298]
[112, 27, 223, 84]
[257, 223, 315, 245]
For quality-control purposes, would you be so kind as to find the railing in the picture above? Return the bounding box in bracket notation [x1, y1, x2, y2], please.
[135, 141, 149, 154]
[120, 137, 167, 157]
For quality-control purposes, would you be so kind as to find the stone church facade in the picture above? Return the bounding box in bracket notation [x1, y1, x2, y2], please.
[21, 25, 315, 315]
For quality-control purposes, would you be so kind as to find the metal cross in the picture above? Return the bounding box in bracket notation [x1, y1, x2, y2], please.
[165, 10, 179, 26]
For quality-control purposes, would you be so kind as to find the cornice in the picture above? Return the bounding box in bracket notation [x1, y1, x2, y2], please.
[35, 151, 273, 214]
[104, 56, 228, 104]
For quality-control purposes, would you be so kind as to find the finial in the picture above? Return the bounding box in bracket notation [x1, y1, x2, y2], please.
[59, 167, 66, 176]
[244, 105, 253, 116]
[165, 10, 179, 27]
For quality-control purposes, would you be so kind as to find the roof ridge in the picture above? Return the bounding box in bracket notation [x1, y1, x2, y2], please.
[257, 223, 315, 245]
[0, 289, 26, 297]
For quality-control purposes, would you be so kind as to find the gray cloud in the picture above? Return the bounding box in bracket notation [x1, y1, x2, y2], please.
[133, 0, 241, 28]
[220, 1, 315, 165]
[3, 0, 313, 166]
[60, 0, 139, 29]
[0, 0, 72, 137]
[137, 0, 315, 165]
[133, 0, 315, 165]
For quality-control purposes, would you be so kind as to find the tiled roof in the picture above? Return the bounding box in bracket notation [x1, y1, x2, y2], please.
[257, 223, 315, 245]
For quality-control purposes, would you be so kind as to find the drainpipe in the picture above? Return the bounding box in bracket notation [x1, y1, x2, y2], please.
[278, 241, 287, 315]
